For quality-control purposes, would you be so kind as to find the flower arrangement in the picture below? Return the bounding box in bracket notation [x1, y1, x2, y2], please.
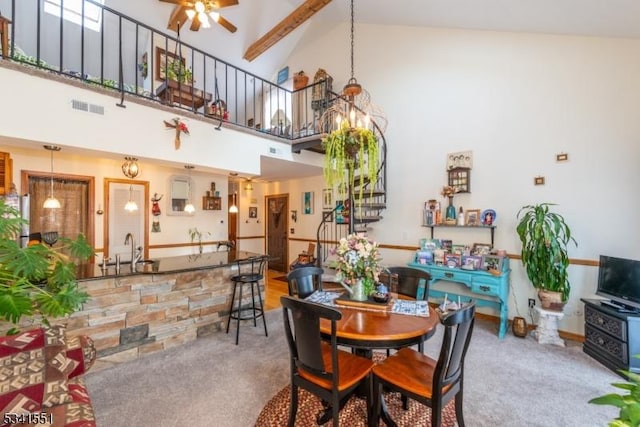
[331, 233, 382, 296]
[164, 117, 189, 150]
[440, 185, 458, 199]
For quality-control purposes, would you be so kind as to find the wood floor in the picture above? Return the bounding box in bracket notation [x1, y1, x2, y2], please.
[264, 269, 289, 311]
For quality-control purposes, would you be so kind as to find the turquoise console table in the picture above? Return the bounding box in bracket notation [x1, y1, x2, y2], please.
[408, 258, 510, 338]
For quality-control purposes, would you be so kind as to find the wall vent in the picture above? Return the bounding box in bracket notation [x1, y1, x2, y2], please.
[89, 104, 104, 115]
[71, 99, 89, 111]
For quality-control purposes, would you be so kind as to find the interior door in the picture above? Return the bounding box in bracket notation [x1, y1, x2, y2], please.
[266, 194, 288, 272]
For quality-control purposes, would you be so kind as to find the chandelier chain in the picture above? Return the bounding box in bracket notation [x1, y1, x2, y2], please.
[350, 0, 355, 81]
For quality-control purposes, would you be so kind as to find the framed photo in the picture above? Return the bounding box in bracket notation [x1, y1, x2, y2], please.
[155, 46, 184, 81]
[247, 118, 254, 128]
[481, 255, 504, 272]
[472, 243, 492, 256]
[462, 255, 482, 270]
[440, 239, 453, 252]
[248, 206, 257, 218]
[451, 244, 466, 255]
[302, 191, 314, 215]
[445, 254, 462, 268]
[323, 210, 334, 222]
[322, 188, 333, 209]
[466, 209, 481, 226]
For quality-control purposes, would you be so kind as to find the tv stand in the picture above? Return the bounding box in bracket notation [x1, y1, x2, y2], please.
[581, 298, 640, 376]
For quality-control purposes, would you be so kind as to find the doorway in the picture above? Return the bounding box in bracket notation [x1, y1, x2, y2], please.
[266, 194, 288, 272]
[104, 178, 149, 261]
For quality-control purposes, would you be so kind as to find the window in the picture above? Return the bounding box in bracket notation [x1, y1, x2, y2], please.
[44, 0, 105, 32]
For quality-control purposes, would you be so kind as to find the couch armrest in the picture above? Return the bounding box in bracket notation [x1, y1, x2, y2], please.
[65, 334, 96, 379]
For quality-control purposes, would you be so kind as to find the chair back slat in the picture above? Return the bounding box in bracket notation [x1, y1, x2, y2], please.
[435, 302, 476, 388]
[281, 296, 341, 377]
[381, 267, 431, 300]
[235, 256, 267, 277]
[287, 266, 324, 299]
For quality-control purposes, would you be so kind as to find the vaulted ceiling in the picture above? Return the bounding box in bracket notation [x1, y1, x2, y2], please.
[107, 0, 640, 81]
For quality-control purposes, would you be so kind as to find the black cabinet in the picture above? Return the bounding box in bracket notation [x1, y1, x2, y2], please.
[581, 298, 640, 376]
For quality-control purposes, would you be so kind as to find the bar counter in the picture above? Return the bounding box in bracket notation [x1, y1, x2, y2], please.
[59, 251, 268, 372]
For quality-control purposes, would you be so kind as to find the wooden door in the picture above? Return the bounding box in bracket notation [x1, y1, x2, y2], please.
[266, 194, 288, 272]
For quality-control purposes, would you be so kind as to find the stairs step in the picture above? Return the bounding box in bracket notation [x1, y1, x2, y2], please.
[354, 202, 386, 210]
[355, 190, 386, 198]
[354, 215, 383, 223]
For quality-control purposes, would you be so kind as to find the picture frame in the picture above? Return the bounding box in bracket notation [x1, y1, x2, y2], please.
[155, 46, 184, 81]
[481, 254, 504, 272]
[440, 239, 453, 252]
[445, 254, 462, 268]
[335, 200, 350, 224]
[302, 191, 314, 215]
[248, 206, 257, 218]
[472, 243, 492, 256]
[451, 244, 466, 255]
[462, 255, 482, 270]
[247, 118, 254, 128]
[466, 209, 481, 226]
[323, 210, 334, 222]
[322, 188, 333, 210]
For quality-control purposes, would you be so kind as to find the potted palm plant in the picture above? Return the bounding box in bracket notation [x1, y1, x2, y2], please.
[516, 203, 577, 310]
[0, 199, 93, 334]
[322, 120, 379, 201]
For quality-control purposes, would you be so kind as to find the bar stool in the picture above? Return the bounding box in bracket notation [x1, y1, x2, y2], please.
[226, 256, 268, 345]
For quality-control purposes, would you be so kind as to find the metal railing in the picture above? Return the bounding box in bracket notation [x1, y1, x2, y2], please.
[0, 0, 332, 142]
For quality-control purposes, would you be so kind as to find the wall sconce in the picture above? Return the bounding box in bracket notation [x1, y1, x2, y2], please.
[122, 156, 140, 179]
[244, 179, 253, 191]
[43, 145, 61, 209]
[291, 210, 297, 223]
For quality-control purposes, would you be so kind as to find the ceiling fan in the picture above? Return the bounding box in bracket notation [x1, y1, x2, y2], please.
[159, 0, 239, 34]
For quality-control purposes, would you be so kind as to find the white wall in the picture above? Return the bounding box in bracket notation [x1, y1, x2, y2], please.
[281, 23, 640, 334]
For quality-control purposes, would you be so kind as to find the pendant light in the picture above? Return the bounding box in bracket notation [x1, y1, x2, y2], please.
[124, 185, 138, 212]
[184, 165, 195, 214]
[229, 191, 238, 213]
[43, 145, 61, 209]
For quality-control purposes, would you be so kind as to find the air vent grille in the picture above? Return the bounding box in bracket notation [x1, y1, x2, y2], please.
[71, 99, 105, 115]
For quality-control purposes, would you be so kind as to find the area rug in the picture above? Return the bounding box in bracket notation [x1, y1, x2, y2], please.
[254, 385, 457, 426]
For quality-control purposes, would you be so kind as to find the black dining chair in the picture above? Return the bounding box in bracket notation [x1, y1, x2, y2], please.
[281, 295, 375, 427]
[380, 266, 431, 300]
[370, 301, 477, 427]
[286, 266, 324, 299]
[225, 256, 268, 345]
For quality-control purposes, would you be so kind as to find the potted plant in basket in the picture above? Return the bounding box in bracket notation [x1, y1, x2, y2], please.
[322, 120, 379, 201]
[329, 233, 382, 301]
[0, 199, 93, 334]
[516, 203, 577, 310]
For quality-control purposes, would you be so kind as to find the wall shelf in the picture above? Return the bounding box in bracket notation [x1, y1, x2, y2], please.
[423, 225, 496, 247]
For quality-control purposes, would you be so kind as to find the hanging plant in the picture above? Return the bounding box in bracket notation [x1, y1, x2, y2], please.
[322, 120, 379, 202]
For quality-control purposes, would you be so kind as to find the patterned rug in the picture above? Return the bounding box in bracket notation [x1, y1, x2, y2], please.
[255, 382, 457, 426]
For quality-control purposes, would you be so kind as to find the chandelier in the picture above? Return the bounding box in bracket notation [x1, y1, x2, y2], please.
[185, 1, 221, 29]
[321, 0, 386, 135]
[184, 165, 195, 214]
[43, 145, 61, 209]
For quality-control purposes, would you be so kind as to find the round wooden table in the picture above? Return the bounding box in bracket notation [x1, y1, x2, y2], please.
[319, 297, 439, 356]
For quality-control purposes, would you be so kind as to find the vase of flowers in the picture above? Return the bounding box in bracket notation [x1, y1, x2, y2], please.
[330, 233, 382, 301]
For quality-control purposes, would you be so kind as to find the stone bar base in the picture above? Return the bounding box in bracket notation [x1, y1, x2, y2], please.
[532, 306, 565, 347]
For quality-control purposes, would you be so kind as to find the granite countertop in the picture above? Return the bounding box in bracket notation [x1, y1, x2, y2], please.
[76, 251, 266, 281]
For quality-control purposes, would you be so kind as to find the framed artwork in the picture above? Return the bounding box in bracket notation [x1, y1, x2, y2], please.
[481, 255, 504, 272]
[335, 200, 350, 224]
[302, 191, 314, 214]
[446, 150, 473, 170]
[445, 254, 462, 268]
[322, 188, 333, 210]
[440, 239, 452, 252]
[451, 244, 467, 255]
[156, 46, 184, 81]
[323, 210, 334, 222]
[466, 209, 481, 226]
[462, 255, 482, 270]
[248, 206, 257, 218]
[472, 243, 492, 256]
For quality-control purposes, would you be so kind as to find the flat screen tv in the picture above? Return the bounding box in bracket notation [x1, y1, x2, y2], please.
[596, 255, 640, 312]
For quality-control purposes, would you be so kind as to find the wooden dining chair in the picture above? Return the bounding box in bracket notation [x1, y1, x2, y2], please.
[380, 266, 431, 300]
[370, 301, 476, 427]
[281, 295, 375, 427]
[286, 266, 324, 299]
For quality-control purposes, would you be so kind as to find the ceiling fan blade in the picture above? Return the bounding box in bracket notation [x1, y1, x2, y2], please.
[159, 0, 194, 6]
[190, 15, 202, 32]
[213, 0, 239, 8]
[167, 6, 189, 32]
[217, 15, 237, 33]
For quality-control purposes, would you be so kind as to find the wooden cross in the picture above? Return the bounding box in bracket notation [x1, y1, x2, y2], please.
[164, 118, 189, 150]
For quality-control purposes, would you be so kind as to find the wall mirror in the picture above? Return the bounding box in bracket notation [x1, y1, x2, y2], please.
[168, 175, 193, 215]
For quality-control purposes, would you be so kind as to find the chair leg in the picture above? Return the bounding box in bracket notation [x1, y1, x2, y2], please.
[250, 281, 257, 327]
[256, 281, 268, 337]
[455, 391, 465, 427]
[287, 383, 298, 427]
[431, 397, 442, 427]
[235, 282, 243, 345]
[401, 394, 408, 410]
[225, 282, 237, 334]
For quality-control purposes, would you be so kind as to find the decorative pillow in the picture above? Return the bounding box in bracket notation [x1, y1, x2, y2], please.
[0, 326, 74, 425]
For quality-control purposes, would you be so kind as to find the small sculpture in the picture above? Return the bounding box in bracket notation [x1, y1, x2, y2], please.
[151, 193, 163, 216]
[164, 117, 189, 150]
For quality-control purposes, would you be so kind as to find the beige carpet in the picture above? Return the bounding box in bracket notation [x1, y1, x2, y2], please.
[255, 385, 457, 426]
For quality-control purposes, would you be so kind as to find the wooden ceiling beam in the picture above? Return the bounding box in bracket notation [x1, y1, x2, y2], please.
[243, 0, 332, 62]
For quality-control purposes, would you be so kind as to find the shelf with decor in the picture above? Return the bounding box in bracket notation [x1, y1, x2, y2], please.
[423, 224, 496, 248]
[202, 196, 221, 210]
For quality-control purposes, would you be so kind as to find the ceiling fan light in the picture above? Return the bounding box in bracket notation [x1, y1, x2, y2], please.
[209, 11, 220, 22]
[194, 1, 205, 13]
[185, 9, 196, 20]
[198, 12, 211, 27]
